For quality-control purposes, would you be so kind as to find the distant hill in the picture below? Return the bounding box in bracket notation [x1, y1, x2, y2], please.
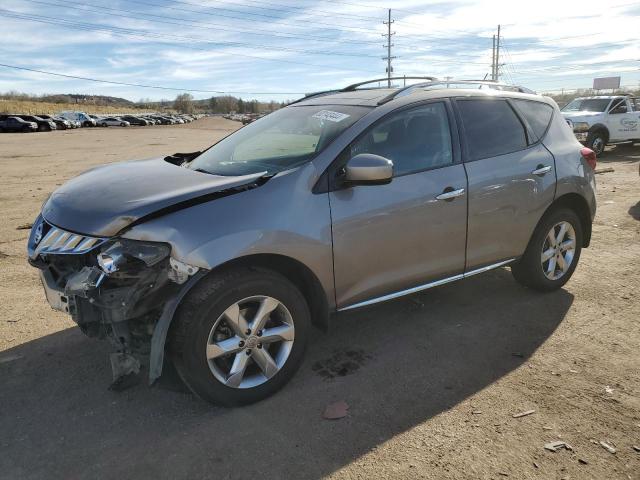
[38, 94, 136, 107]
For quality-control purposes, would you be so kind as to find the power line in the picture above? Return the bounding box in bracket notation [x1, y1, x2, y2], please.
[0, 62, 305, 96]
[192, 0, 385, 22]
[0, 9, 384, 67]
[20, 0, 383, 46]
[5, 5, 379, 58]
[128, 0, 377, 34]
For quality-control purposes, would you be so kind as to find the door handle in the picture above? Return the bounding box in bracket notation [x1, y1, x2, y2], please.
[435, 188, 465, 201]
[532, 165, 552, 176]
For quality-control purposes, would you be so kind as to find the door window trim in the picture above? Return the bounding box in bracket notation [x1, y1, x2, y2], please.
[318, 98, 461, 193]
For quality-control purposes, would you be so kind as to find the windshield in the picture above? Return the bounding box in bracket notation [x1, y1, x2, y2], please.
[562, 98, 611, 113]
[187, 105, 371, 176]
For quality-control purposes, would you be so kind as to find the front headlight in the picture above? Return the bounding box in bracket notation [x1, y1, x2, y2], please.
[573, 122, 590, 132]
[96, 239, 170, 274]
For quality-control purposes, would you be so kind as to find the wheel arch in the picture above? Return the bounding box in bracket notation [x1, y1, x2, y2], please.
[544, 193, 593, 247]
[588, 123, 609, 142]
[206, 253, 330, 333]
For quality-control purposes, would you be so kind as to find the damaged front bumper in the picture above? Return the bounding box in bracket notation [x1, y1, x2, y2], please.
[28, 216, 203, 384]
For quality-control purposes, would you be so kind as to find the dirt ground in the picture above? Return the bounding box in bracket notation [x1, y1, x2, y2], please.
[0, 118, 638, 480]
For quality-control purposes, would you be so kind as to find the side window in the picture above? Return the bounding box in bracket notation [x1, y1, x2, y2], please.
[457, 99, 527, 161]
[512, 99, 554, 142]
[349, 102, 453, 176]
[609, 98, 627, 114]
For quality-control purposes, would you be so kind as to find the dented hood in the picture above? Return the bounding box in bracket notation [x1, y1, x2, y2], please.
[42, 158, 266, 237]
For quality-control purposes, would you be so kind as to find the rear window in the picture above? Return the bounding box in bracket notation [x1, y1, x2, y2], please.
[512, 99, 554, 142]
[457, 99, 527, 161]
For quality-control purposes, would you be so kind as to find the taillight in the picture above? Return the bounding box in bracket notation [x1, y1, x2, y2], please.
[581, 147, 597, 170]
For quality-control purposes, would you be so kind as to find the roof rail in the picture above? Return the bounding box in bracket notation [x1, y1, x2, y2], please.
[342, 76, 438, 92]
[286, 89, 342, 106]
[287, 76, 438, 105]
[377, 79, 536, 105]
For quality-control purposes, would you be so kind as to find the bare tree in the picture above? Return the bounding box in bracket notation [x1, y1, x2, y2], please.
[174, 93, 194, 114]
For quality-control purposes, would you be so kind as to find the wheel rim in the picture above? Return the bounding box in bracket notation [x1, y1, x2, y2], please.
[541, 221, 576, 280]
[206, 296, 295, 389]
[592, 137, 604, 155]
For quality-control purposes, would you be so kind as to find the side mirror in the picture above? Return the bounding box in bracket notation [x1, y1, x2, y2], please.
[344, 153, 393, 186]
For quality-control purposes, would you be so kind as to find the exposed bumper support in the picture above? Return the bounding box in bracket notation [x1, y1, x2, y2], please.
[148, 271, 206, 384]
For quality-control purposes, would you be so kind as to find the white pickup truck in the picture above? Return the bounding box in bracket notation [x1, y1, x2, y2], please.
[561, 95, 640, 155]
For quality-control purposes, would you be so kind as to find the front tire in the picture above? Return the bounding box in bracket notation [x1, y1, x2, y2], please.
[586, 130, 606, 156]
[169, 268, 310, 406]
[512, 208, 583, 292]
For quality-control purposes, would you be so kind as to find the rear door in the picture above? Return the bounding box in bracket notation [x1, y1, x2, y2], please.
[456, 97, 556, 270]
[329, 101, 468, 309]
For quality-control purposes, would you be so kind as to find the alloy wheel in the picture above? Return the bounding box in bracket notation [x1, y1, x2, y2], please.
[541, 221, 576, 280]
[206, 296, 295, 389]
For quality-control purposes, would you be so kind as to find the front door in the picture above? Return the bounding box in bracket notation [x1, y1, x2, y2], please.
[607, 98, 640, 141]
[329, 101, 468, 309]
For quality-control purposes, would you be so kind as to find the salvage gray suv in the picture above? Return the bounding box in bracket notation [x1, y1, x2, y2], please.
[28, 79, 597, 405]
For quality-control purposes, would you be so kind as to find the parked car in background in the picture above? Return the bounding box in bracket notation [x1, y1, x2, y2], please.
[139, 115, 157, 125]
[15, 115, 56, 132]
[39, 115, 72, 130]
[120, 115, 149, 126]
[88, 114, 103, 126]
[561, 95, 640, 155]
[28, 78, 597, 406]
[98, 117, 130, 127]
[0, 116, 37, 133]
[150, 115, 173, 125]
[59, 111, 96, 128]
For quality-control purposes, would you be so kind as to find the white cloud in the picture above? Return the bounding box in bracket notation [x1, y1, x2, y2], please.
[0, 0, 637, 100]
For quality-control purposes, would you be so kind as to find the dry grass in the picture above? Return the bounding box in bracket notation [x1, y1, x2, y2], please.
[0, 99, 150, 115]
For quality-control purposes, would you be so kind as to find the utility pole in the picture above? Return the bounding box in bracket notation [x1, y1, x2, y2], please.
[382, 9, 396, 87]
[495, 24, 501, 81]
[490, 25, 502, 81]
[491, 35, 496, 81]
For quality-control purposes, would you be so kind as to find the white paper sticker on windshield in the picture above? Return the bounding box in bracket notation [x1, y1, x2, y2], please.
[312, 110, 350, 122]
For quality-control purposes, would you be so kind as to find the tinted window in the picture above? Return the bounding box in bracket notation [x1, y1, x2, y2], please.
[512, 99, 554, 142]
[349, 102, 453, 176]
[458, 99, 527, 160]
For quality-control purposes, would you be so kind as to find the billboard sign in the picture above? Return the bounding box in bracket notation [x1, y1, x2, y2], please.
[593, 77, 621, 90]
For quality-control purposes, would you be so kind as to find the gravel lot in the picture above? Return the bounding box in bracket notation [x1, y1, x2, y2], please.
[0, 118, 638, 479]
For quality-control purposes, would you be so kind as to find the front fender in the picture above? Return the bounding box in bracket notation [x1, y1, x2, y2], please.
[122, 164, 334, 305]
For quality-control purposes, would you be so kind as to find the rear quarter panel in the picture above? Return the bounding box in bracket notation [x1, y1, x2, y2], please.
[544, 107, 597, 219]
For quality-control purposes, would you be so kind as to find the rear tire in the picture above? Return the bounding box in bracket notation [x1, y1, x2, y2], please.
[169, 268, 310, 406]
[511, 208, 583, 292]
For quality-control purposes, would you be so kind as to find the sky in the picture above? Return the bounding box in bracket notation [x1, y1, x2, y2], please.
[0, 0, 639, 102]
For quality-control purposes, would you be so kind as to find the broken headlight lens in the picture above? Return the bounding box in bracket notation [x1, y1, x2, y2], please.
[96, 239, 170, 274]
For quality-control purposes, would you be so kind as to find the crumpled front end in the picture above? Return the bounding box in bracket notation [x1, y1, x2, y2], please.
[28, 215, 201, 385]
